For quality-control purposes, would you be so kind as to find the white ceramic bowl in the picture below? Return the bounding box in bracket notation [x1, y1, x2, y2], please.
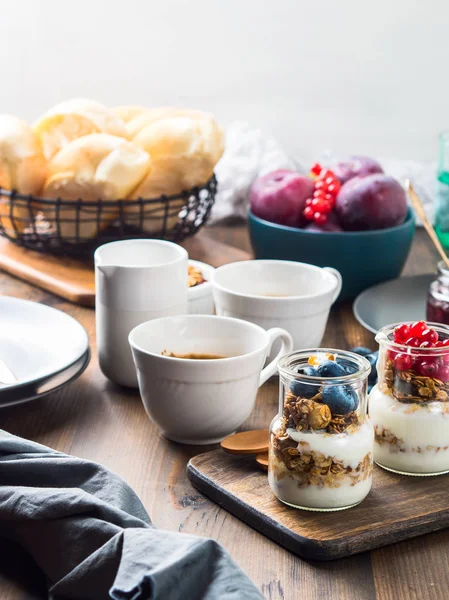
[188, 260, 215, 315]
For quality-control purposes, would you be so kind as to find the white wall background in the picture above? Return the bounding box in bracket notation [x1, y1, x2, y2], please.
[0, 0, 446, 164]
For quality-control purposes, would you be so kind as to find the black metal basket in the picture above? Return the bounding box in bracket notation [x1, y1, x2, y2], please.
[0, 175, 217, 258]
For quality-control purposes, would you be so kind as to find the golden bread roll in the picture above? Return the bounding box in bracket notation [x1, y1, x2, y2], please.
[41, 133, 151, 241]
[126, 107, 214, 139]
[34, 98, 128, 160]
[112, 105, 148, 123]
[0, 115, 47, 237]
[126, 113, 223, 233]
[131, 115, 223, 193]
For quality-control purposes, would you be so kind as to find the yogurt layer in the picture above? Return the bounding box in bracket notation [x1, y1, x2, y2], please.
[270, 424, 374, 510]
[269, 468, 372, 510]
[370, 385, 449, 474]
[287, 423, 374, 469]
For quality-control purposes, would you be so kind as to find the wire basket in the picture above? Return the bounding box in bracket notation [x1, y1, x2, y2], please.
[0, 175, 217, 258]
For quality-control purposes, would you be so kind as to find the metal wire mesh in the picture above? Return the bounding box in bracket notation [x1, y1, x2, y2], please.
[0, 175, 217, 257]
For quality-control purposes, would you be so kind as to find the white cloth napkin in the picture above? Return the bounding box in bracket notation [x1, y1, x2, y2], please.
[210, 121, 301, 223]
[211, 122, 436, 226]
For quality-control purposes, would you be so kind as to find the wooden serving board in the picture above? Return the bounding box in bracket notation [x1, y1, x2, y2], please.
[187, 449, 449, 561]
[0, 232, 251, 307]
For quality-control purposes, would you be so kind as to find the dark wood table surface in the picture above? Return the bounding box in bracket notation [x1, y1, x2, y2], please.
[0, 227, 446, 600]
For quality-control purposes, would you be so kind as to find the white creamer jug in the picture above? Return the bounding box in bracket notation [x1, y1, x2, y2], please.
[95, 239, 188, 387]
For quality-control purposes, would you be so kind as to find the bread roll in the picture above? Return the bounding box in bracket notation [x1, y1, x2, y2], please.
[126, 112, 223, 233]
[41, 133, 150, 241]
[34, 98, 128, 160]
[130, 115, 223, 194]
[112, 105, 148, 123]
[126, 107, 214, 139]
[0, 115, 47, 237]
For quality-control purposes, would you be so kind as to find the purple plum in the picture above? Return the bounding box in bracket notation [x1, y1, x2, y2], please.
[331, 156, 384, 184]
[335, 174, 408, 231]
[249, 170, 315, 227]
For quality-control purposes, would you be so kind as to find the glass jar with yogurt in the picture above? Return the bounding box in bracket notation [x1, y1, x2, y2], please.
[268, 349, 373, 511]
[370, 321, 449, 476]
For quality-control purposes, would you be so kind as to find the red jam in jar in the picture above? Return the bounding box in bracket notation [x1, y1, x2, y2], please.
[427, 261, 449, 325]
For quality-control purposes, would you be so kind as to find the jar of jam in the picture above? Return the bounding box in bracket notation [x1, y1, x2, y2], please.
[427, 261, 449, 325]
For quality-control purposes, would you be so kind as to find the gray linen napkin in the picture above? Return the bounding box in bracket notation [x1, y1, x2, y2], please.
[0, 429, 263, 600]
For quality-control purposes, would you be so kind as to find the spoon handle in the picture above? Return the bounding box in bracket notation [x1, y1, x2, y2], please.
[406, 180, 449, 270]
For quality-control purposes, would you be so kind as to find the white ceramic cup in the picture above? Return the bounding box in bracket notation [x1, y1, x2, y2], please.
[188, 260, 215, 315]
[212, 260, 342, 353]
[128, 315, 293, 444]
[95, 239, 188, 388]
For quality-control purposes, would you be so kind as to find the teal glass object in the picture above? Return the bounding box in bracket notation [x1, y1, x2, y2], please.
[248, 209, 415, 302]
[435, 131, 449, 249]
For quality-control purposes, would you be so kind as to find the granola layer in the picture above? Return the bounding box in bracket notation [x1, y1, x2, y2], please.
[374, 424, 449, 454]
[283, 392, 360, 435]
[271, 427, 373, 489]
[383, 358, 449, 403]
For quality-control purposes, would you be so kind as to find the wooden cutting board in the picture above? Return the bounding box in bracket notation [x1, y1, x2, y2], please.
[187, 449, 449, 561]
[0, 232, 251, 307]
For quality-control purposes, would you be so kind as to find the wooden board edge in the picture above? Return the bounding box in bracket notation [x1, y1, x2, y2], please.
[0, 230, 251, 307]
[187, 457, 334, 561]
[187, 454, 449, 561]
[0, 255, 95, 307]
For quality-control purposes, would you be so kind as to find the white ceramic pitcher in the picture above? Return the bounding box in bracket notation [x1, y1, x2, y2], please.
[95, 239, 188, 388]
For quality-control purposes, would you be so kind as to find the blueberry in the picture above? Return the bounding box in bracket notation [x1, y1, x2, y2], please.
[336, 357, 358, 374]
[290, 366, 319, 398]
[317, 360, 347, 378]
[322, 385, 358, 414]
[290, 380, 317, 398]
[366, 351, 379, 384]
[351, 346, 373, 357]
[302, 366, 319, 377]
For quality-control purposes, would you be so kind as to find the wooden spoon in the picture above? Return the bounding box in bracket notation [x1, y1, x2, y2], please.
[256, 452, 269, 471]
[407, 180, 449, 270]
[220, 430, 269, 455]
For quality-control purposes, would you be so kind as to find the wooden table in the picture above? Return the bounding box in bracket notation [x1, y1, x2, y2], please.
[0, 227, 446, 600]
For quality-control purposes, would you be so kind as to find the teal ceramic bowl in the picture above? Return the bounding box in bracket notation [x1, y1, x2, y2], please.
[248, 208, 416, 302]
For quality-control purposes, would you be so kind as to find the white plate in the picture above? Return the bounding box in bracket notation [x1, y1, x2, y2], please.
[0, 296, 90, 405]
[353, 274, 433, 334]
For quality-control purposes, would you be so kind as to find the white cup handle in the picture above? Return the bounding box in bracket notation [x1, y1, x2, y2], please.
[323, 267, 342, 303]
[259, 328, 294, 387]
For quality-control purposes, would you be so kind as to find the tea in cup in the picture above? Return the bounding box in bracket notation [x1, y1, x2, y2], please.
[128, 315, 293, 444]
[212, 260, 342, 352]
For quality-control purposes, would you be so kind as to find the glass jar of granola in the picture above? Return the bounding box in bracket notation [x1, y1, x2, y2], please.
[370, 321, 449, 476]
[269, 349, 373, 511]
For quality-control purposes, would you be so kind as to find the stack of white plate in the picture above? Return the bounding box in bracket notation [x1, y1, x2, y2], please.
[0, 296, 90, 407]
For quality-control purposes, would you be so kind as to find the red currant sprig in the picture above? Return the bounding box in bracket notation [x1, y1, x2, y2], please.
[390, 321, 449, 379]
[393, 321, 437, 346]
[303, 163, 341, 225]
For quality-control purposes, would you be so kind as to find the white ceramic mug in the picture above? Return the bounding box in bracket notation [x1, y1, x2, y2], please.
[95, 239, 188, 388]
[128, 315, 293, 444]
[212, 260, 342, 353]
